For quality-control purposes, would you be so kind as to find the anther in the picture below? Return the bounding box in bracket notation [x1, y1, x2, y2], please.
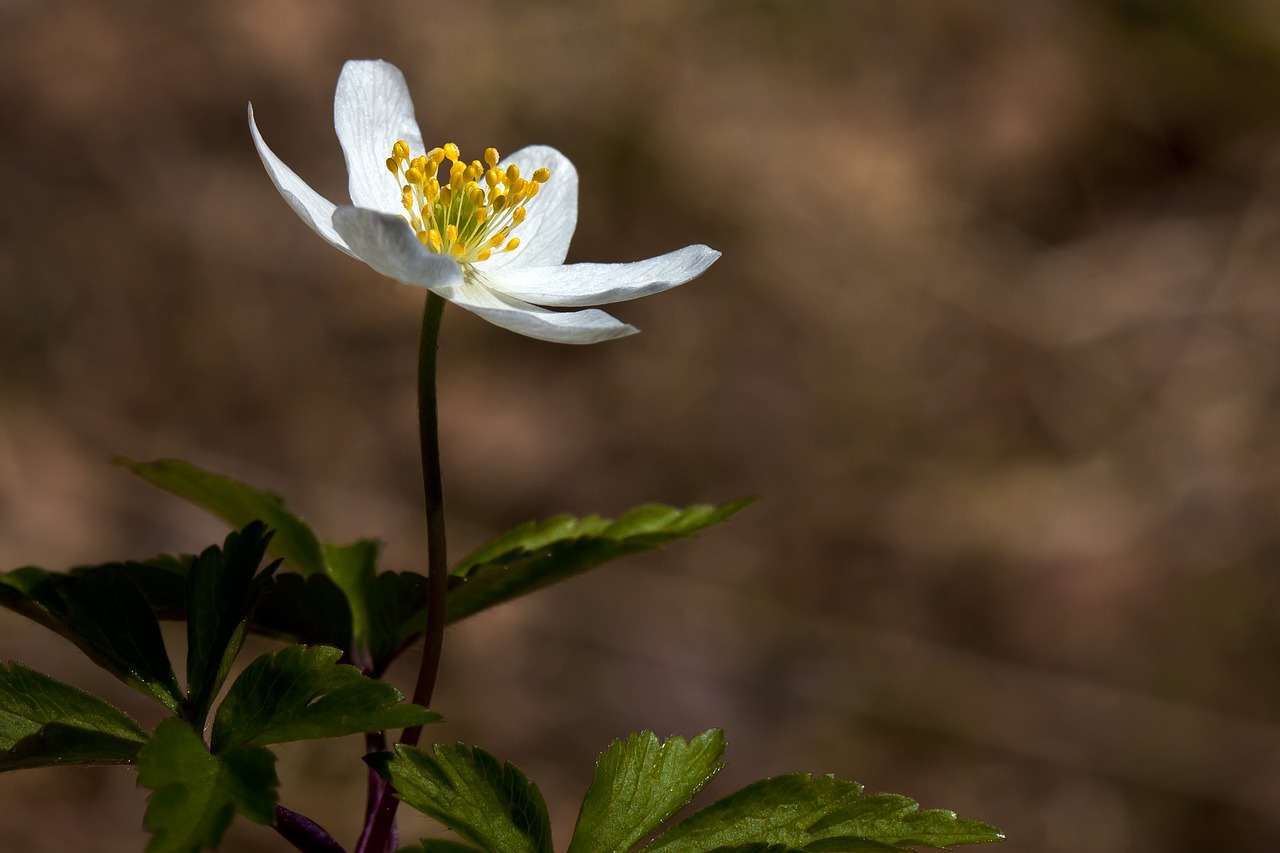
[532, 168, 550, 183]
[443, 143, 460, 162]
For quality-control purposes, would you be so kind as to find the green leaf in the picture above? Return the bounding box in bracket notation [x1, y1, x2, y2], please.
[642, 775, 1004, 853]
[113, 554, 192, 616]
[0, 662, 146, 771]
[568, 730, 726, 853]
[396, 841, 485, 853]
[805, 794, 1005, 851]
[186, 523, 279, 728]
[210, 645, 439, 753]
[0, 565, 183, 712]
[322, 538, 379, 656]
[254, 572, 353, 650]
[138, 718, 278, 853]
[369, 743, 553, 853]
[117, 457, 326, 577]
[446, 500, 752, 623]
[367, 570, 430, 668]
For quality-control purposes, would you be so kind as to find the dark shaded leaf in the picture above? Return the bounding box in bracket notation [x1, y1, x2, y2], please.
[446, 500, 752, 623]
[367, 570, 430, 669]
[210, 645, 439, 753]
[138, 718, 277, 853]
[368, 743, 552, 853]
[0, 566, 182, 711]
[186, 523, 279, 728]
[568, 730, 726, 853]
[254, 572, 353, 650]
[0, 662, 146, 771]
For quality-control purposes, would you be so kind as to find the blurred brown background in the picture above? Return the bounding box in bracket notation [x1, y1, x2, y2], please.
[4, 0, 1280, 850]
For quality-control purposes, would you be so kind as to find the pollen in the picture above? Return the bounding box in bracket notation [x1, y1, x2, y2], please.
[387, 140, 550, 264]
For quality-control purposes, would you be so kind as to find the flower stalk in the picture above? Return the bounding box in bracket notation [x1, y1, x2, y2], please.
[357, 291, 449, 853]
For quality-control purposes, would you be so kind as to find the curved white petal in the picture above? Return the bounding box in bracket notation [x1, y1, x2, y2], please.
[447, 272, 637, 344]
[479, 145, 578, 272]
[248, 103, 353, 256]
[332, 206, 463, 289]
[485, 244, 720, 308]
[334, 60, 425, 217]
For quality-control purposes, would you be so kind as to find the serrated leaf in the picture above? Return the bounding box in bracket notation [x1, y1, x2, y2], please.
[367, 570, 430, 668]
[0, 565, 183, 712]
[642, 775, 1003, 853]
[186, 523, 279, 728]
[118, 457, 326, 577]
[138, 718, 278, 853]
[446, 500, 752, 623]
[110, 555, 191, 616]
[369, 743, 553, 853]
[210, 645, 439, 753]
[568, 730, 726, 853]
[253, 572, 353, 650]
[805, 793, 1004, 851]
[120, 457, 401, 658]
[0, 662, 146, 771]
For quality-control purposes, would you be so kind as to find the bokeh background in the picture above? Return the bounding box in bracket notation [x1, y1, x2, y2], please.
[4, 1, 1280, 850]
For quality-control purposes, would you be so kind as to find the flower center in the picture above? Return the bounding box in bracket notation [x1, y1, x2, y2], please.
[386, 140, 550, 264]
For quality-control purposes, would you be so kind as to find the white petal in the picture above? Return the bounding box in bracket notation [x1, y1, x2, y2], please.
[248, 103, 353, 256]
[479, 145, 578, 271]
[448, 273, 638, 344]
[332, 207, 463, 289]
[332, 208, 632, 344]
[334, 60, 425, 216]
[485, 244, 720, 307]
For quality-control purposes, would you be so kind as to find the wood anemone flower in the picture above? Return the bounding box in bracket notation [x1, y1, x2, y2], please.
[249, 60, 719, 344]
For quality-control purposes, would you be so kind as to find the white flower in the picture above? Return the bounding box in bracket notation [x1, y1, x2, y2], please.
[248, 60, 719, 344]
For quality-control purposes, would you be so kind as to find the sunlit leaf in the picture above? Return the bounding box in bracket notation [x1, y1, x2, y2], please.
[643, 774, 1004, 853]
[368, 743, 552, 853]
[138, 718, 277, 853]
[447, 500, 752, 623]
[210, 645, 438, 753]
[117, 457, 326, 577]
[0, 662, 146, 771]
[567, 730, 726, 853]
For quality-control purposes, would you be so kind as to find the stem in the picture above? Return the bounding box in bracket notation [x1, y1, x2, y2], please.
[274, 805, 348, 853]
[357, 291, 450, 853]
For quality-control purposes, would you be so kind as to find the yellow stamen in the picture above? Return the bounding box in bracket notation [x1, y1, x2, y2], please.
[387, 139, 550, 264]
